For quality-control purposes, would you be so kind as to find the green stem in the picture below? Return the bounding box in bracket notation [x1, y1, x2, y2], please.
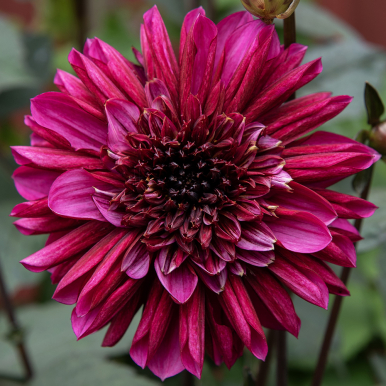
[0, 257, 33, 381]
[311, 164, 375, 386]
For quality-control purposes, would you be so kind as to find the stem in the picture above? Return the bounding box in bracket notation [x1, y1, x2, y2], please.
[268, 14, 297, 386]
[0, 258, 33, 381]
[206, 0, 216, 21]
[183, 371, 195, 386]
[256, 330, 275, 386]
[74, 0, 88, 51]
[311, 164, 375, 386]
[276, 331, 288, 386]
[283, 12, 296, 49]
[187, 0, 200, 12]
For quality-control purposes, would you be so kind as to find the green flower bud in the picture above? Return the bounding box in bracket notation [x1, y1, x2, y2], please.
[369, 121, 386, 156]
[240, 0, 300, 23]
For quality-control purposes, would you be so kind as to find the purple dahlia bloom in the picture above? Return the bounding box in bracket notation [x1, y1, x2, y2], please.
[10, 6, 380, 380]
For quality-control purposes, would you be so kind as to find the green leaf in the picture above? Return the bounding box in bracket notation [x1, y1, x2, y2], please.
[0, 303, 159, 386]
[352, 167, 372, 196]
[365, 82, 385, 126]
[369, 354, 386, 384]
[0, 17, 37, 93]
[354, 129, 369, 144]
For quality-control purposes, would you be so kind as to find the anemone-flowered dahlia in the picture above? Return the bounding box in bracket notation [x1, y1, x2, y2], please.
[11, 5, 380, 380]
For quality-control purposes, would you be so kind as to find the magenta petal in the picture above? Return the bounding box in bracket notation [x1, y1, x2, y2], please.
[71, 306, 101, 339]
[313, 230, 357, 268]
[196, 268, 227, 294]
[246, 269, 300, 337]
[179, 285, 205, 378]
[93, 196, 124, 227]
[236, 249, 275, 267]
[75, 230, 140, 316]
[269, 181, 337, 225]
[147, 315, 185, 381]
[31, 92, 107, 152]
[79, 278, 143, 340]
[13, 166, 61, 201]
[270, 250, 329, 309]
[11, 146, 104, 171]
[53, 228, 128, 304]
[155, 259, 198, 304]
[49, 169, 118, 221]
[102, 297, 141, 347]
[265, 208, 332, 253]
[315, 188, 378, 219]
[122, 238, 151, 279]
[21, 221, 113, 272]
[10, 198, 51, 218]
[220, 276, 268, 360]
[25, 115, 71, 150]
[180, 7, 206, 64]
[215, 11, 253, 71]
[237, 222, 276, 251]
[14, 216, 81, 235]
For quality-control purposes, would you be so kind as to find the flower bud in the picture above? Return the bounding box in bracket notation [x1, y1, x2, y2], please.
[241, 0, 300, 23]
[369, 121, 386, 156]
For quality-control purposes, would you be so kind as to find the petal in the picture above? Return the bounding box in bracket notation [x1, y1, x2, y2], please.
[75, 229, 140, 316]
[314, 188, 378, 219]
[102, 297, 142, 347]
[122, 238, 151, 279]
[244, 59, 323, 122]
[25, 115, 71, 150]
[246, 268, 301, 337]
[10, 198, 51, 218]
[265, 208, 332, 253]
[53, 228, 129, 304]
[236, 249, 275, 267]
[237, 221, 276, 251]
[92, 195, 125, 227]
[14, 216, 82, 235]
[31, 92, 107, 152]
[155, 260, 198, 304]
[92, 38, 147, 108]
[313, 231, 356, 268]
[220, 275, 268, 360]
[21, 221, 113, 272]
[68, 49, 126, 104]
[48, 169, 118, 221]
[269, 249, 329, 309]
[269, 181, 337, 225]
[12, 146, 104, 171]
[179, 285, 205, 378]
[13, 166, 61, 200]
[214, 11, 253, 71]
[78, 278, 143, 340]
[143, 6, 179, 103]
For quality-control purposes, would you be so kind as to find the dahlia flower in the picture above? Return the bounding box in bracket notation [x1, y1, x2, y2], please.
[11, 6, 379, 380]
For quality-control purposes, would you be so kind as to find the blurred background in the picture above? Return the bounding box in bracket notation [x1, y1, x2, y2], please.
[0, 0, 386, 385]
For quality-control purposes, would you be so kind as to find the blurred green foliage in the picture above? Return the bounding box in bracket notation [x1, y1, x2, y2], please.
[0, 1, 386, 385]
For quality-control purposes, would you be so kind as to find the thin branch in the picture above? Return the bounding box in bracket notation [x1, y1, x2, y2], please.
[183, 371, 195, 386]
[206, 0, 216, 21]
[283, 12, 296, 49]
[187, 0, 200, 12]
[311, 164, 375, 386]
[270, 14, 297, 386]
[74, 0, 88, 51]
[256, 330, 275, 386]
[276, 331, 288, 386]
[0, 257, 33, 381]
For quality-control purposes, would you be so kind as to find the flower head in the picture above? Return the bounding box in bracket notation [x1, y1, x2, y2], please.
[241, 0, 300, 23]
[11, 6, 379, 380]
